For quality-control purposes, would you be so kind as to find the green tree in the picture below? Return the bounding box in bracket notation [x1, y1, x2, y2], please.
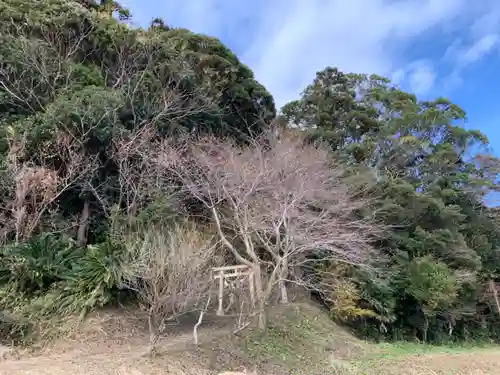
[0, 0, 276, 244]
[282, 66, 500, 343]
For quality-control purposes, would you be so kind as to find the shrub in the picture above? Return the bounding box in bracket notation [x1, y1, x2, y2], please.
[57, 239, 134, 319]
[0, 309, 32, 345]
[0, 234, 79, 296]
[124, 222, 220, 356]
[0, 234, 134, 343]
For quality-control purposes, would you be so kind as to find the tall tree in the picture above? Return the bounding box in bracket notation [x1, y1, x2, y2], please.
[0, 0, 276, 244]
[281, 66, 500, 342]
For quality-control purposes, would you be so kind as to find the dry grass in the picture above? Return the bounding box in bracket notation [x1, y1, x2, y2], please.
[1, 304, 500, 375]
[351, 347, 500, 375]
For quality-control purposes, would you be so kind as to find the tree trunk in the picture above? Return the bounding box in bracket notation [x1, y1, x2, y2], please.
[252, 265, 267, 330]
[77, 199, 90, 246]
[278, 260, 289, 304]
[145, 333, 160, 358]
[144, 308, 159, 358]
[422, 317, 429, 343]
[14, 205, 26, 245]
[278, 279, 288, 304]
[257, 304, 268, 330]
[489, 279, 500, 318]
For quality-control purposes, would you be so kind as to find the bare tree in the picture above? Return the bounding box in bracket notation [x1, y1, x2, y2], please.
[109, 123, 183, 223]
[5, 131, 99, 244]
[124, 222, 220, 357]
[160, 131, 385, 329]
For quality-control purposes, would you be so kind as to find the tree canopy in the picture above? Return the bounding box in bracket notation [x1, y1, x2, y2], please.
[280, 67, 500, 342]
[0, 0, 276, 244]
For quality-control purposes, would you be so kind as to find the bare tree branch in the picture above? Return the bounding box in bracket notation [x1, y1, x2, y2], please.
[160, 131, 386, 328]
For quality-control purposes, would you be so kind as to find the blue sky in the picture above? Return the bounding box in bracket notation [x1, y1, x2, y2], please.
[122, 0, 500, 153]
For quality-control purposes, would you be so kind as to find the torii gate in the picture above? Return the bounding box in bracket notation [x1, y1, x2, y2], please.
[212, 265, 255, 316]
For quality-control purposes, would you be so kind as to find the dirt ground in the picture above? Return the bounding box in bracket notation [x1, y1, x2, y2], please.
[0, 330, 211, 375]
[357, 349, 500, 375]
[0, 309, 222, 375]
[3, 345, 500, 375]
[2, 306, 500, 375]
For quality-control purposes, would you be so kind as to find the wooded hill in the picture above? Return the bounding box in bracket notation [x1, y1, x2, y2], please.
[1, 0, 500, 349]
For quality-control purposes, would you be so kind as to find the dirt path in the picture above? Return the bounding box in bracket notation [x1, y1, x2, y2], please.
[2, 307, 500, 375]
[0, 325, 215, 375]
[0, 308, 243, 375]
[0, 338, 211, 375]
[4, 347, 500, 375]
[0, 352, 209, 375]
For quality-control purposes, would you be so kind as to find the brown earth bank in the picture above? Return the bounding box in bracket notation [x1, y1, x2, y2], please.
[1, 303, 500, 375]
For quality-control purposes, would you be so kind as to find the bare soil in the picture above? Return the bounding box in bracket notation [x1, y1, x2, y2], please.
[357, 349, 500, 375]
[1, 305, 500, 375]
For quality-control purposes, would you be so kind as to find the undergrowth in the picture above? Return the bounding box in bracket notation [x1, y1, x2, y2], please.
[0, 233, 132, 344]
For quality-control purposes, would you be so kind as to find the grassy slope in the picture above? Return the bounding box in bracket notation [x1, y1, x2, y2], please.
[202, 303, 500, 375]
[1, 303, 500, 375]
[197, 303, 366, 374]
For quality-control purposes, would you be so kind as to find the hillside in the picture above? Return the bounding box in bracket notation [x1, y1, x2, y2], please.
[3, 1, 500, 374]
[2, 303, 500, 375]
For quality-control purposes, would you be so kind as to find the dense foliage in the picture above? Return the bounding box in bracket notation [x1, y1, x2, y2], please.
[281, 68, 500, 343]
[0, 0, 276, 245]
[0, 0, 275, 342]
[1, 0, 500, 347]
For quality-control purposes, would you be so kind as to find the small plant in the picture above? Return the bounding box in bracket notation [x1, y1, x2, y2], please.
[53, 239, 133, 320]
[0, 309, 32, 346]
[0, 234, 79, 296]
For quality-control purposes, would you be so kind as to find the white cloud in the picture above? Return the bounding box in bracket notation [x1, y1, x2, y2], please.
[236, 0, 469, 107]
[390, 61, 436, 96]
[469, 3, 500, 38]
[461, 34, 499, 65]
[127, 0, 500, 108]
[391, 68, 405, 86]
[407, 61, 437, 96]
[445, 34, 500, 67]
[441, 32, 499, 91]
